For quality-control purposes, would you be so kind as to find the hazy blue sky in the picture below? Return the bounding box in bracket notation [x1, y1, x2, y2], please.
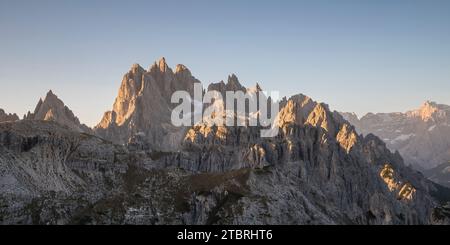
[1, 0, 449, 126]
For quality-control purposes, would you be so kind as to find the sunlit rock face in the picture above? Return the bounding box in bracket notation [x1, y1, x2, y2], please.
[24, 90, 91, 134]
[380, 164, 416, 201]
[0, 109, 19, 123]
[94, 57, 200, 151]
[341, 101, 450, 169]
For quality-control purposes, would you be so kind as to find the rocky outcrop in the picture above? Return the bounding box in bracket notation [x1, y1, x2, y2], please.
[94, 58, 200, 150]
[24, 90, 91, 134]
[341, 101, 450, 169]
[379, 164, 416, 200]
[0, 109, 19, 123]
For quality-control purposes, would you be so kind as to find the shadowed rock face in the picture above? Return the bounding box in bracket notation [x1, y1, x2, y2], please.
[24, 90, 92, 134]
[1, 59, 449, 225]
[341, 101, 450, 170]
[0, 109, 19, 123]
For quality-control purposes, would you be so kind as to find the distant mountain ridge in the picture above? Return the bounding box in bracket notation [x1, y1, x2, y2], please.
[341, 101, 450, 170]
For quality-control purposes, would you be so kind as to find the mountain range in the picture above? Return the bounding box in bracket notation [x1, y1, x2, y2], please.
[341, 101, 450, 170]
[0, 57, 449, 225]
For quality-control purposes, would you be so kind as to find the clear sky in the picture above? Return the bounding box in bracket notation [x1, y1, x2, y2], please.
[1, 0, 449, 126]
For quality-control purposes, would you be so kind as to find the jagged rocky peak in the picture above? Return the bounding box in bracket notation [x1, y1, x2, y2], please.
[95, 57, 200, 150]
[109, 58, 192, 127]
[26, 90, 64, 120]
[111, 64, 146, 126]
[407, 100, 449, 121]
[174, 64, 194, 83]
[226, 73, 245, 91]
[158, 56, 169, 73]
[205, 74, 252, 104]
[185, 90, 360, 155]
[207, 80, 226, 93]
[0, 108, 19, 123]
[149, 56, 172, 74]
[130, 63, 145, 74]
[276, 94, 316, 127]
[275, 94, 358, 150]
[305, 103, 334, 133]
[175, 64, 190, 74]
[24, 90, 91, 133]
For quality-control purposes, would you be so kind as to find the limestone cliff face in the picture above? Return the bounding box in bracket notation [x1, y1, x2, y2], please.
[0, 109, 19, 123]
[94, 58, 200, 150]
[24, 90, 91, 134]
[342, 101, 450, 169]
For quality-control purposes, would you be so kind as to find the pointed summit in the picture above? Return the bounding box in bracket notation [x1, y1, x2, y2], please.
[158, 57, 168, 72]
[0, 108, 19, 122]
[43, 90, 59, 103]
[25, 90, 91, 133]
[255, 82, 262, 91]
[151, 57, 168, 73]
[226, 74, 244, 92]
[227, 74, 239, 84]
[130, 63, 145, 74]
[149, 57, 172, 74]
